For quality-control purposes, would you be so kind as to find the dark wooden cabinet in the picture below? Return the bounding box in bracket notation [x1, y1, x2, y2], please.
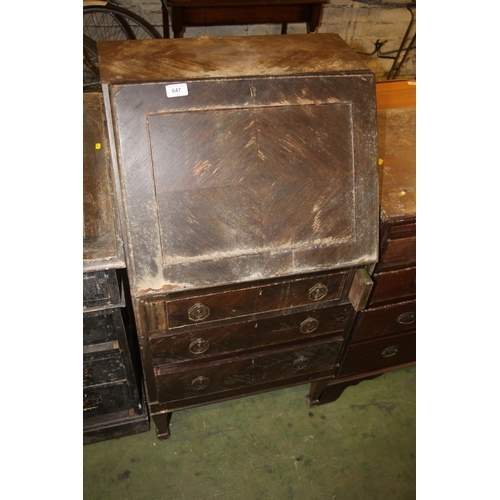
[83, 93, 149, 444]
[162, 0, 328, 38]
[97, 34, 379, 439]
[309, 80, 416, 405]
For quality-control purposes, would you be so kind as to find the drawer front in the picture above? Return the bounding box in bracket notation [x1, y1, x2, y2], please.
[83, 270, 122, 309]
[153, 271, 349, 330]
[369, 267, 416, 305]
[378, 236, 416, 271]
[150, 304, 351, 366]
[83, 382, 133, 419]
[83, 351, 127, 387]
[352, 299, 416, 342]
[339, 331, 416, 376]
[155, 337, 343, 403]
[83, 309, 124, 347]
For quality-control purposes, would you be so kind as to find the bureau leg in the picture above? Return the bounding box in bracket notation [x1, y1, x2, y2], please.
[306, 379, 331, 407]
[153, 412, 172, 440]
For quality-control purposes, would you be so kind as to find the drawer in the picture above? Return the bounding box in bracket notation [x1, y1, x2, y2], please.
[148, 271, 349, 330]
[150, 304, 351, 366]
[83, 308, 125, 347]
[352, 299, 416, 342]
[83, 351, 127, 388]
[378, 236, 416, 271]
[83, 270, 122, 310]
[339, 331, 416, 376]
[155, 337, 344, 403]
[83, 382, 133, 419]
[369, 267, 416, 305]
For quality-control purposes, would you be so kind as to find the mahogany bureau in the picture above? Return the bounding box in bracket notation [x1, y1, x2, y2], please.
[97, 34, 380, 439]
[309, 80, 416, 406]
[83, 92, 150, 444]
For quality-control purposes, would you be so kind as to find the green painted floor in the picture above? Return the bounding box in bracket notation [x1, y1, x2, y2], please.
[84, 367, 415, 499]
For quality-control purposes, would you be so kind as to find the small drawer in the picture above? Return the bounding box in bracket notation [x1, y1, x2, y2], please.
[83, 308, 125, 347]
[83, 270, 122, 310]
[83, 382, 133, 419]
[378, 236, 416, 271]
[369, 267, 416, 305]
[155, 337, 344, 403]
[83, 351, 127, 388]
[352, 299, 416, 342]
[148, 271, 349, 330]
[150, 304, 351, 365]
[339, 331, 416, 376]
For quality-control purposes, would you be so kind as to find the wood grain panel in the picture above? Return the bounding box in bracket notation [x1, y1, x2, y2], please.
[352, 299, 416, 342]
[150, 304, 351, 365]
[155, 337, 343, 402]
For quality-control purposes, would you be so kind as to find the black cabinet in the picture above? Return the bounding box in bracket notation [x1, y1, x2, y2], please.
[83, 92, 149, 444]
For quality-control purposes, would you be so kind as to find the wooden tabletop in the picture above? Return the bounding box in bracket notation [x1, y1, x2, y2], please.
[83, 92, 125, 271]
[97, 33, 370, 84]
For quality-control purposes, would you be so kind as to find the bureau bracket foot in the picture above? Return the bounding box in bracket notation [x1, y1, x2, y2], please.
[153, 412, 172, 440]
[307, 379, 331, 407]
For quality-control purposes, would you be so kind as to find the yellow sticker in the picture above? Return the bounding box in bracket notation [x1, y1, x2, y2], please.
[95, 143, 101, 150]
[378, 158, 384, 165]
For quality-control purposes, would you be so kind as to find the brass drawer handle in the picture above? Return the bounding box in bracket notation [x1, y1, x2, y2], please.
[191, 375, 210, 391]
[83, 395, 102, 412]
[381, 346, 399, 358]
[396, 312, 415, 325]
[189, 338, 210, 355]
[188, 302, 211, 322]
[308, 283, 328, 301]
[300, 317, 319, 334]
[293, 356, 310, 370]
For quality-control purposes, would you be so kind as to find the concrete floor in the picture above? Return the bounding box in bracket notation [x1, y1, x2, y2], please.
[83, 366, 415, 499]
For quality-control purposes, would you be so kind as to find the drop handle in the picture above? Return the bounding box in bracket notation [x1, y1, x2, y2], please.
[308, 283, 328, 301]
[293, 356, 310, 370]
[188, 302, 211, 322]
[189, 338, 210, 355]
[191, 376, 210, 391]
[381, 346, 399, 358]
[300, 317, 319, 334]
[396, 312, 415, 325]
[83, 395, 102, 412]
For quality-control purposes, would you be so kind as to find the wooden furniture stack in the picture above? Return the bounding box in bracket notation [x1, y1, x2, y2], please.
[97, 34, 380, 439]
[310, 80, 416, 405]
[83, 93, 149, 444]
[161, 0, 328, 38]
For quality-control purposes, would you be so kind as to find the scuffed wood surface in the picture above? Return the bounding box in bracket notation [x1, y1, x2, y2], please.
[98, 33, 370, 84]
[376, 79, 416, 110]
[376, 80, 416, 221]
[83, 93, 125, 270]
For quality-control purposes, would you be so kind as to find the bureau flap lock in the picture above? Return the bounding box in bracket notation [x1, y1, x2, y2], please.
[348, 269, 374, 312]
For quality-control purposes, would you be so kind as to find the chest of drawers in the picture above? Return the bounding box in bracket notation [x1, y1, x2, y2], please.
[309, 80, 416, 406]
[83, 92, 149, 443]
[97, 34, 379, 439]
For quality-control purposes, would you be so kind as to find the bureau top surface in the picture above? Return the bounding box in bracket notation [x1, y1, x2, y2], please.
[97, 33, 371, 84]
[83, 92, 125, 271]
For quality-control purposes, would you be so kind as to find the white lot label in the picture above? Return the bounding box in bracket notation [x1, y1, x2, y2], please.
[166, 83, 188, 98]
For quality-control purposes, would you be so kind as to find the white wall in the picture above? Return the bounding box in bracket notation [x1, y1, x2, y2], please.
[113, 0, 416, 80]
